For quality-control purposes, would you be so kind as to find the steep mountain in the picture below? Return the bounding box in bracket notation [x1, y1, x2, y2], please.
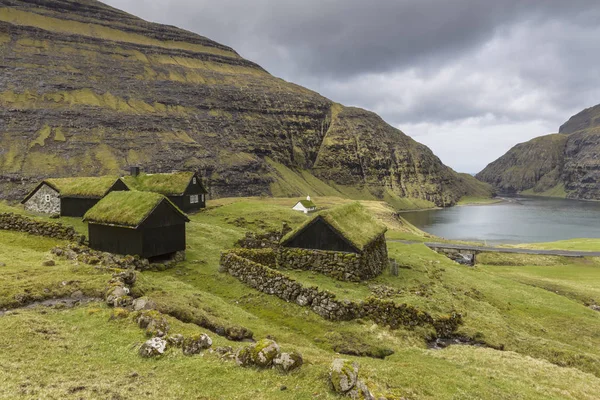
[477, 104, 600, 200]
[0, 0, 491, 206]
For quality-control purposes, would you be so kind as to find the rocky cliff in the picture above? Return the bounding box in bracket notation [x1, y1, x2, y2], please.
[477, 104, 600, 199]
[0, 0, 491, 206]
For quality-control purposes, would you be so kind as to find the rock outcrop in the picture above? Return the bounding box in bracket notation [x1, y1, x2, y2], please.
[477, 103, 600, 200]
[0, 0, 491, 206]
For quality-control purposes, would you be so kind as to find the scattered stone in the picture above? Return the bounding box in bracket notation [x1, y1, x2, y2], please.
[236, 339, 281, 368]
[225, 325, 253, 341]
[132, 298, 156, 312]
[166, 334, 184, 348]
[112, 270, 137, 286]
[109, 308, 130, 320]
[280, 386, 287, 391]
[182, 333, 213, 355]
[70, 290, 85, 299]
[129, 371, 139, 378]
[137, 311, 170, 337]
[273, 351, 303, 373]
[215, 346, 234, 355]
[139, 337, 167, 358]
[329, 359, 359, 394]
[0, 262, 6, 267]
[42, 259, 56, 266]
[347, 379, 374, 400]
[105, 285, 131, 307]
[590, 305, 600, 312]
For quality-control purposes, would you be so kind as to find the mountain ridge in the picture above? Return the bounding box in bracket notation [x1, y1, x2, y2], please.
[477, 104, 600, 199]
[0, 0, 491, 206]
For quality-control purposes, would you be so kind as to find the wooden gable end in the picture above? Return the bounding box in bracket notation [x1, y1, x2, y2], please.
[106, 179, 130, 195]
[281, 216, 359, 253]
[182, 173, 208, 195]
[140, 200, 189, 229]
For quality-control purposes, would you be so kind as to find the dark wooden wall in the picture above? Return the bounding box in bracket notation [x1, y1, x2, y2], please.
[108, 179, 130, 193]
[282, 217, 358, 253]
[61, 197, 99, 217]
[141, 225, 186, 258]
[88, 223, 143, 256]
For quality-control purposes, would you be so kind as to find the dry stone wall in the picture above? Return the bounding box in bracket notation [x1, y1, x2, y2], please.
[0, 213, 84, 242]
[220, 250, 462, 335]
[277, 234, 388, 282]
[23, 184, 60, 214]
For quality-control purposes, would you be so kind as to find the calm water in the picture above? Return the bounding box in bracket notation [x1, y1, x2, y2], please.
[401, 196, 600, 244]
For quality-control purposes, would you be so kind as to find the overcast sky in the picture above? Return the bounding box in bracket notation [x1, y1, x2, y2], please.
[105, 0, 600, 173]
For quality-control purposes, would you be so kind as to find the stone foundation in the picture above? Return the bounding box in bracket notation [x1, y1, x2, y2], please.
[276, 234, 388, 282]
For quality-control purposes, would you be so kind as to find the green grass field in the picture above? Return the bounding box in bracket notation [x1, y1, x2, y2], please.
[1, 198, 600, 399]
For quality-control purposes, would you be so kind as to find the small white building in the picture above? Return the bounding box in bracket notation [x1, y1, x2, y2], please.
[292, 196, 317, 214]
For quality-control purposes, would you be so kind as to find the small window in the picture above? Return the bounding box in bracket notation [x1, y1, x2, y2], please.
[44, 194, 51, 202]
[193, 177, 197, 184]
[201, 194, 205, 202]
[190, 194, 199, 204]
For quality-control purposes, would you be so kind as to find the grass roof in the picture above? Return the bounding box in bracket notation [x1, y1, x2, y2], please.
[44, 176, 122, 197]
[298, 199, 316, 208]
[122, 172, 197, 196]
[83, 191, 188, 228]
[281, 202, 387, 251]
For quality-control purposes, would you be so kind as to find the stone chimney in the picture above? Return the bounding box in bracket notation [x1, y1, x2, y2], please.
[130, 166, 140, 177]
[307, 195, 311, 201]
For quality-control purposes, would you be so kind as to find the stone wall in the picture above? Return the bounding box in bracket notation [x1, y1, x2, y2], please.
[223, 248, 277, 268]
[220, 250, 462, 335]
[0, 213, 84, 242]
[276, 234, 388, 282]
[23, 184, 60, 215]
[360, 234, 389, 278]
[277, 248, 361, 281]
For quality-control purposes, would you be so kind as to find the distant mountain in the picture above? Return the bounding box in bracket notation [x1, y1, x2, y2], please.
[0, 0, 491, 206]
[477, 104, 600, 199]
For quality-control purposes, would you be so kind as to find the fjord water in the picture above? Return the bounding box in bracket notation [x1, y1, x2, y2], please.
[401, 196, 600, 244]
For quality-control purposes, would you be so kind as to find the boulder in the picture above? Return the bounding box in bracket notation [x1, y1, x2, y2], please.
[136, 311, 170, 337]
[329, 358, 359, 394]
[273, 351, 303, 373]
[236, 339, 281, 368]
[166, 334, 184, 348]
[42, 260, 56, 266]
[132, 298, 156, 312]
[182, 333, 213, 355]
[347, 380, 374, 400]
[139, 337, 167, 358]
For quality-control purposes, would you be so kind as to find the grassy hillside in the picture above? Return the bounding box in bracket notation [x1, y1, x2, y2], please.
[1, 198, 600, 399]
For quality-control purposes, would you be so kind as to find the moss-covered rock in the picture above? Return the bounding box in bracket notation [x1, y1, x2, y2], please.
[236, 339, 281, 368]
[139, 337, 167, 358]
[329, 358, 359, 394]
[273, 351, 303, 373]
[182, 333, 212, 355]
[136, 310, 170, 337]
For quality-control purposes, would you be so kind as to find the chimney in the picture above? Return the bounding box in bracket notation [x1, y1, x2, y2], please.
[307, 195, 311, 201]
[130, 166, 140, 177]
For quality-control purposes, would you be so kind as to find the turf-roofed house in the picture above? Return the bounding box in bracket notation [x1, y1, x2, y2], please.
[123, 168, 208, 213]
[83, 191, 190, 259]
[292, 195, 317, 214]
[21, 176, 129, 217]
[278, 203, 389, 282]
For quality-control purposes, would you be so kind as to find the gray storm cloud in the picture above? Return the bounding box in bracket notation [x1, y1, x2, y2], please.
[103, 0, 600, 172]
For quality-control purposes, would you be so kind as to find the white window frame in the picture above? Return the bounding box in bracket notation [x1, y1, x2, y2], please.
[190, 194, 199, 204]
[44, 194, 51, 202]
[193, 177, 197, 184]
[201, 194, 205, 202]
